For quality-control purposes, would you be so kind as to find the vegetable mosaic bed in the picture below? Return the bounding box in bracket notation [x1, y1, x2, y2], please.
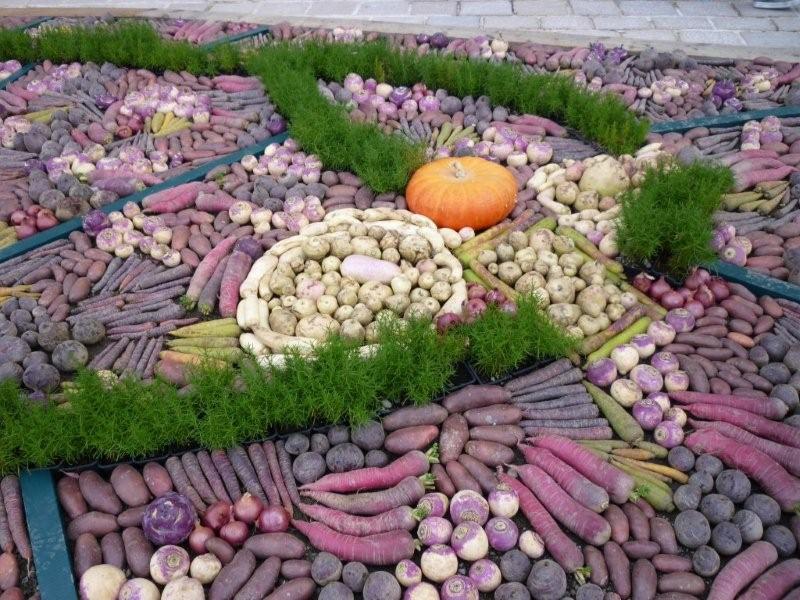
[0, 17, 798, 600]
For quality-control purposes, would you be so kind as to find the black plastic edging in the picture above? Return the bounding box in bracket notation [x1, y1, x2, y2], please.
[16, 16, 52, 31]
[650, 105, 800, 134]
[708, 260, 800, 302]
[0, 62, 37, 91]
[201, 25, 270, 50]
[20, 469, 78, 600]
[0, 131, 288, 264]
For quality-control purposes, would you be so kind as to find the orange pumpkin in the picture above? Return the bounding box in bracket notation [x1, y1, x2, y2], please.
[406, 157, 517, 231]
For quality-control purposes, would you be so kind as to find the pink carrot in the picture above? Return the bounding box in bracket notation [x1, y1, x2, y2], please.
[530, 435, 634, 504]
[291, 520, 415, 565]
[299, 475, 431, 516]
[300, 448, 436, 493]
[739, 558, 800, 600]
[218, 245, 258, 318]
[518, 445, 609, 513]
[512, 464, 611, 545]
[1, 477, 30, 563]
[682, 404, 800, 448]
[688, 419, 800, 477]
[718, 149, 779, 167]
[183, 236, 238, 310]
[684, 430, 800, 513]
[669, 391, 788, 420]
[143, 181, 204, 213]
[708, 541, 777, 600]
[499, 472, 584, 573]
[297, 503, 422, 536]
[733, 166, 796, 192]
[509, 114, 567, 137]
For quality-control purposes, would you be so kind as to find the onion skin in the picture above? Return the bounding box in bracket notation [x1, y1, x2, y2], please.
[202, 501, 233, 531]
[233, 493, 263, 524]
[660, 291, 684, 310]
[188, 525, 214, 555]
[649, 277, 671, 300]
[219, 520, 249, 546]
[256, 506, 290, 533]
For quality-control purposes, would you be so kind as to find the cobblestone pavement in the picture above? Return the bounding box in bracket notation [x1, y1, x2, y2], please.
[1, 0, 798, 59]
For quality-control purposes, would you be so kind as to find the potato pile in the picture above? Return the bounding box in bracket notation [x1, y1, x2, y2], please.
[477, 227, 637, 339]
[237, 208, 468, 357]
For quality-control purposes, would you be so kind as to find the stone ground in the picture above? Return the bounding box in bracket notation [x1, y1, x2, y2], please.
[0, 0, 798, 59]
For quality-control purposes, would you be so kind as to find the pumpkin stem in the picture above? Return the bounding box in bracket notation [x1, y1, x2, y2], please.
[449, 160, 467, 179]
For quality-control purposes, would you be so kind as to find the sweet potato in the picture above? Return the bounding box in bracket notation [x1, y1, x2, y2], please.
[439, 414, 469, 463]
[109, 465, 151, 508]
[73, 533, 102, 579]
[209, 548, 256, 600]
[382, 404, 448, 431]
[244, 533, 306, 560]
[79, 471, 122, 515]
[464, 440, 515, 466]
[121, 526, 153, 578]
[57, 475, 87, 520]
[383, 425, 439, 455]
[67, 512, 119, 540]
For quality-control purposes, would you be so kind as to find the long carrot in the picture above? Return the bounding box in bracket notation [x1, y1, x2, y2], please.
[183, 236, 238, 310]
[0, 477, 29, 563]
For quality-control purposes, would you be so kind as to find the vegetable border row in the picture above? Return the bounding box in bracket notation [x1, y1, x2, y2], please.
[0, 132, 289, 263]
[650, 105, 800, 134]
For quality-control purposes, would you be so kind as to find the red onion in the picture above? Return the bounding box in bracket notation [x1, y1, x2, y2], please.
[467, 283, 487, 300]
[219, 520, 249, 546]
[684, 268, 710, 290]
[684, 300, 705, 319]
[188, 525, 214, 554]
[463, 298, 487, 323]
[256, 505, 290, 533]
[499, 301, 517, 315]
[436, 312, 462, 334]
[632, 398, 663, 430]
[654, 420, 684, 448]
[660, 291, 684, 309]
[694, 285, 715, 308]
[485, 289, 506, 305]
[202, 500, 233, 531]
[234, 493, 263, 524]
[708, 278, 730, 300]
[649, 277, 672, 300]
[633, 272, 654, 293]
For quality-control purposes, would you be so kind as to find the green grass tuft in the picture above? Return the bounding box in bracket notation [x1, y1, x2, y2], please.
[616, 160, 734, 279]
[465, 295, 579, 379]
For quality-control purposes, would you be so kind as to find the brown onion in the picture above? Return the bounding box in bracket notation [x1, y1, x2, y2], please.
[257, 506, 291, 533]
[219, 520, 249, 546]
[633, 272, 653, 293]
[188, 524, 214, 554]
[708, 278, 730, 301]
[694, 285, 715, 308]
[233, 493, 263, 524]
[684, 300, 705, 319]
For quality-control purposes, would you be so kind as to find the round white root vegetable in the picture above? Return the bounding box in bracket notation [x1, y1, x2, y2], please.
[150, 545, 190, 584]
[161, 576, 205, 600]
[78, 564, 126, 600]
[118, 578, 161, 600]
[190, 553, 222, 584]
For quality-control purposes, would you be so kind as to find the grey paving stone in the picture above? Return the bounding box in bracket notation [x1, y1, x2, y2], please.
[540, 15, 593, 28]
[409, 1, 457, 16]
[460, 0, 513, 16]
[593, 15, 653, 29]
[571, 0, 620, 15]
[424, 14, 482, 27]
[357, 1, 411, 15]
[711, 16, 777, 30]
[624, 29, 679, 41]
[676, 1, 739, 16]
[513, 0, 572, 16]
[483, 15, 540, 29]
[652, 15, 711, 29]
[740, 29, 800, 45]
[680, 28, 746, 44]
[619, 0, 678, 16]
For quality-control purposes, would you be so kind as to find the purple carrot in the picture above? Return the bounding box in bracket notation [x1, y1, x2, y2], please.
[136, 338, 158, 377]
[504, 358, 573, 392]
[211, 449, 242, 502]
[197, 450, 231, 504]
[164, 456, 207, 512]
[181, 452, 217, 505]
[276, 441, 301, 507]
[521, 404, 600, 420]
[134, 264, 193, 291]
[143, 337, 164, 379]
[264, 441, 292, 513]
[227, 446, 267, 504]
[93, 337, 131, 371]
[0, 484, 12, 553]
[1, 476, 30, 562]
[247, 443, 281, 506]
[112, 341, 136, 374]
[125, 335, 149, 373]
[197, 255, 229, 316]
